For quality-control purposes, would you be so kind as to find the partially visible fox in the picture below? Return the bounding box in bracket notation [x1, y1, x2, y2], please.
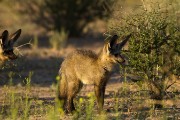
[58, 34, 131, 113]
[0, 29, 21, 62]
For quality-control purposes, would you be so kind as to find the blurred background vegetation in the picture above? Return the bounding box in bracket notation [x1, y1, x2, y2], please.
[0, 0, 115, 37]
[0, 0, 120, 50]
[0, 0, 149, 38]
[0, 0, 179, 37]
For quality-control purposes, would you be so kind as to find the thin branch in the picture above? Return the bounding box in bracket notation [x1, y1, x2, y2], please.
[14, 39, 33, 56]
[103, 32, 112, 37]
[165, 81, 176, 91]
[15, 39, 33, 49]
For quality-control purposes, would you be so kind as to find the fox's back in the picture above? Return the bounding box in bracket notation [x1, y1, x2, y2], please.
[60, 49, 106, 84]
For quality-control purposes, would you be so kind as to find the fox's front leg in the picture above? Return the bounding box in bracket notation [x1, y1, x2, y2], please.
[94, 83, 106, 112]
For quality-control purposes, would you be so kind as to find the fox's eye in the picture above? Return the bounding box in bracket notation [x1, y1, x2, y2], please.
[3, 49, 13, 56]
[114, 53, 119, 57]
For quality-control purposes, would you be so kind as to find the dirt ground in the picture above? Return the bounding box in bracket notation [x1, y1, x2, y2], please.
[0, 37, 180, 119]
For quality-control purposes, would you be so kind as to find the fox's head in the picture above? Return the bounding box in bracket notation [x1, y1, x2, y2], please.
[0, 29, 21, 60]
[101, 34, 131, 64]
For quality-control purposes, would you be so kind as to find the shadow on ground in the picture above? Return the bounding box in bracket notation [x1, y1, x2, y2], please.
[0, 50, 63, 86]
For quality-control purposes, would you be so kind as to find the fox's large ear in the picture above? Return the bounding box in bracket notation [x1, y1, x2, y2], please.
[1, 30, 9, 46]
[118, 34, 131, 50]
[9, 29, 21, 44]
[109, 35, 118, 49]
[103, 35, 119, 55]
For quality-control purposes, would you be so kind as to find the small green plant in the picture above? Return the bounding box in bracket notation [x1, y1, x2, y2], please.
[49, 29, 68, 50]
[32, 35, 39, 49]
[23, 72, 33, 119]
[8, 72, 14, 86]
[47, 99, 62, 120]
[9, 86, 18, 120]
[7, 72, 17, 120]
[86, 93, 95, 120]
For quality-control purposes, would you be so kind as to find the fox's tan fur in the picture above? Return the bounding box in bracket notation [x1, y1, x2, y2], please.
[0, 49, 7, 62]
[58, 34, 131, 113]
[0, 29, 21, 65]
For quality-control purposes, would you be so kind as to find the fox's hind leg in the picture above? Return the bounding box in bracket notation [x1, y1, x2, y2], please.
[66, 80, 83, 113]
[58, 73, 68, 111]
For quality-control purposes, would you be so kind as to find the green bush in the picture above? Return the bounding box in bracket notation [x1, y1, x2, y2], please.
[108, 0, 179, 100]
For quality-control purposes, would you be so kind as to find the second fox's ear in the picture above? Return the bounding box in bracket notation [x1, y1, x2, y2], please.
[109, 35, 118, 49]
[9, 29, 21, 44]
[118, 34, 131, 50]
[1, 30, 9, 46]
